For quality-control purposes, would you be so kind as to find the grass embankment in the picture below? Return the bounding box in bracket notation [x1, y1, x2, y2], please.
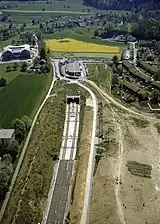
[70, 106, 93, 223]
[45, 38, 120, 53]
[2, 94, 66, 224]
[0, 74, 50, 127]
[87, 64, 111, 93]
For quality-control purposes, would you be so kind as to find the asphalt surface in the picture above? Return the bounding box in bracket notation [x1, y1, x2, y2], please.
[46, 160, 74, 224]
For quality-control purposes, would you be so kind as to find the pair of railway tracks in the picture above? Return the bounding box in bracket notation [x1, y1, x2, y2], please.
[45, 102, 80, 224]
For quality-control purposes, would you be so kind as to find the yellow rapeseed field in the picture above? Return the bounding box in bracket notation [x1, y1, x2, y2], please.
[45, 38, 120, 53]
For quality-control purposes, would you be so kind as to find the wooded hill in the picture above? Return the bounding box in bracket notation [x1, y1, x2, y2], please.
[83, 0, 160, 11]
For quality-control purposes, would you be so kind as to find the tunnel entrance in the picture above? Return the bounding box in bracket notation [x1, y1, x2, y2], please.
[66, 95, 80, 104]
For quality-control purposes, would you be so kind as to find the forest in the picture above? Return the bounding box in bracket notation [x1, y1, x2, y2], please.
[83, 0, 160, 11]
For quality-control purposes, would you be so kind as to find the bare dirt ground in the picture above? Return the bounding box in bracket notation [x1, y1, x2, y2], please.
[70, 106, 93, 224]
[89, 102, 160, 224]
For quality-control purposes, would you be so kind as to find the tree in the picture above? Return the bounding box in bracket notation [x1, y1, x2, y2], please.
[12, 62, 18, 71]
[94, 29, 99, 37]
[112, 55, 119, 67]
[154, 70, 160, 81]
[1, 139, 19, 162]
[2, 154, 12, 165]
[40, 47, 46, 60]
[43, 64, 50, 73]
[21, 115, 32, 132]
[42, 8, 45, 11]
[20, 62, 27, 72]
[0, 78, 6, 87]
[12, 118, 26, 143]
[112, 73, 119, 86]
[6, 65, 11, 72]
[0, 161, 13, 197]
[151, 89, 160, 103]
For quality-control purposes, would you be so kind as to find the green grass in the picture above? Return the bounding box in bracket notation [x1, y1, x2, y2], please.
[0, 64, 23, 83]
[45, 28, 125, 48]
[2, 95, 66, 224]
[1, 81, 87, 224]
[0, 74, 50, 127]
[51, 51, 121, 59]
[2, 9, 89, 15]
[87, 64, 111, 93]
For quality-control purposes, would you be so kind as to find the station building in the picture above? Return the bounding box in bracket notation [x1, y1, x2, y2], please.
[60, 61, 82, 79]
[1, 44, 31, 61]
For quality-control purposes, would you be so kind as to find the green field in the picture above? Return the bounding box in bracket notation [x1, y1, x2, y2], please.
[0, 74, 50, 127]
[87, 64, 111, 93]
[45, 28, 125, 48]
[1, 10, 89, 15]
[0, 63, 23, 83]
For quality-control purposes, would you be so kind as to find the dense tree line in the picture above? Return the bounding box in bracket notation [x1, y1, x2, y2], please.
[0, 116, 31, 199]
[83, 0, 160, 11]
[131, 19, 160, 40]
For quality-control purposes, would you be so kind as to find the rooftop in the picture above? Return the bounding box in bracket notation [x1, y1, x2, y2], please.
[123, 81, 147, 96]
[0, 129, 15, 139]
[3, 44, 30, 53]
[66, 62, 81, 74]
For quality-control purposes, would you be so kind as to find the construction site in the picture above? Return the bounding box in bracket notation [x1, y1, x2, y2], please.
[89, 94, 160, 224]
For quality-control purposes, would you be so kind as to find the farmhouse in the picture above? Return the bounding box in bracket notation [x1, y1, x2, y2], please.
[122, 60, 152, 84]
[0, 129, 15, 145]
[1, 44, 31, 61]
[123, 81, 148, 101]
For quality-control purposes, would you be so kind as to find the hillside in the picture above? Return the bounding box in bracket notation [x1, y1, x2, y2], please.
[83, 0, 160, 11]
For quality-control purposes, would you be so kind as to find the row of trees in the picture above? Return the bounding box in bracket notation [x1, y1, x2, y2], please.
[6, 62, 28, 72]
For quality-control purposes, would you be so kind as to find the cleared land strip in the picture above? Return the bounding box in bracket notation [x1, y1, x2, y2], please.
[45, 102, 80, 223]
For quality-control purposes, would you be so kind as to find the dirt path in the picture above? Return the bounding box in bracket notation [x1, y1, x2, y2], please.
[86, 80, 158, 122]
[108, 103, 126, 224]
[97, 90, 125, 224]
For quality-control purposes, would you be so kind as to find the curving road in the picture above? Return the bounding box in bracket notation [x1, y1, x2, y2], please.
[86, 80, 144, 117]
[0, 62, 55, 223]
[78, 82, 97, 224]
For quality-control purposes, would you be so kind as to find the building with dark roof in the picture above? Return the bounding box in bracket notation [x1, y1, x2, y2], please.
[138, 61, 158, 75]
[122, 60, 152, 84]
[151, 81, 160, 90]
[123, 81, 148, 101]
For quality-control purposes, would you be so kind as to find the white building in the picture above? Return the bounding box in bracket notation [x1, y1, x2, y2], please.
[1, 44, 31, 61]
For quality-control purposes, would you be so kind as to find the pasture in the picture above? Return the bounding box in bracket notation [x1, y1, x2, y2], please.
[0, 63, 23, 83]
[45, 38, 120, 53]
[0, 74, 50, 127]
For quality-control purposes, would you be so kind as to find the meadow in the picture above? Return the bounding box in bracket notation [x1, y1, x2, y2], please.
[45, 38, 120, 53]
[0, 74, 50, 127]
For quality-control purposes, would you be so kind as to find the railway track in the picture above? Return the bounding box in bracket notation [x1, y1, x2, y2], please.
[45, 102, 80, 224]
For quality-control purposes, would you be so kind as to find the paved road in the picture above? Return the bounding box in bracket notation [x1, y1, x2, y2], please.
[0, 62, 55, 223]
[78, 82, 97, 224]
[46, 160, 74, 224]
